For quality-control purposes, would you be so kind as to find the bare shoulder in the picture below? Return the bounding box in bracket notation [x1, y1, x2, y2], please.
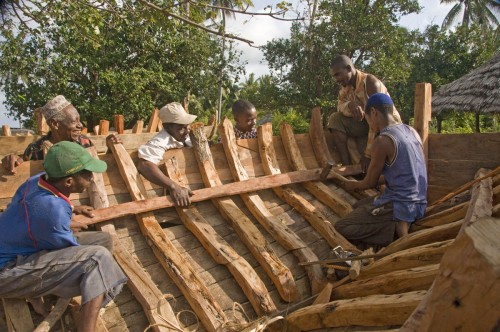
[365, 74, 386, 95]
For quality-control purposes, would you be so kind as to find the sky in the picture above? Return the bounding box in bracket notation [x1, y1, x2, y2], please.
[0, 0, 455, 128]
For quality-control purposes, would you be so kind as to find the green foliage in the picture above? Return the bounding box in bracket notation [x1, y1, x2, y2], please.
[0, 0, 245, 129]
[271, 108, 310, 135]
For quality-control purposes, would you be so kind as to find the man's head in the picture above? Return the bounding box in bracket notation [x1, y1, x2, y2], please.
[44, 141, 107, 193]
[42, 95, 83, 142]
[364, 93, 394, 128]
[232, 99, 257, 133]
[159, 102, 197, 143]
[330, 55, 355, 87]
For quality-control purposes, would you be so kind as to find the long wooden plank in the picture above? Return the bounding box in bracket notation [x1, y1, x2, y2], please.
[280, 122, 353, 218]
[258, 122, 359, 253]
[219, 118, 326, 295]
[107, 141, 227, 332]
[164, 157, 276, 316]
[189, 126, 298, 302]
[282, 291, 426, 332]
[33, 298, 71, 332]
[413, 83, 432, 165]
[412, 202, 468, 231]
[73, 167, 346, 225]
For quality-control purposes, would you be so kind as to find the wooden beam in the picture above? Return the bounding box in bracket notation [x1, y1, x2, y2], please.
[98, 120, 109, 136]
[189, 126, 297, 302]
[383, 219, 463, 253]
[164, 157, 277, 316]
[219, 118, 326, 295]
[401, 217, 500, 331]
[258, 123, 359, 253]
[411, 202, 468, 232]
[147, 109, 161, 133]
[413, 83, 432, 165]
[73, 166, 353, 226]
[333, 264, 439, 301]
[460, 168, 493, 234]
[2, 298, 34, 332]
[359, 240, 453, 280]
[33, 298, 71, 332]
[2, 125, 11, 137]
[283, 291, 426, 332]
[132, 120, 144, 134]
[309, 107, 332, 168]
[86, 146, 181, 332]
[113, 115, 124, 134]
[107, 141, 227, 332]
[34, 108, 49, 135]
[280, 122, 353, 218]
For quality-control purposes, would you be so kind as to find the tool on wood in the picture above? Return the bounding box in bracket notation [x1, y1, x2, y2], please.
[320, 161, 334, 180]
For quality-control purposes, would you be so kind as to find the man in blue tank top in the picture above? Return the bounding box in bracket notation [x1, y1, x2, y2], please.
[335, 93, 427, 249]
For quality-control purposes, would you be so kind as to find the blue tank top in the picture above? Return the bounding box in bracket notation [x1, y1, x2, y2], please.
[374, 124, 427, 222]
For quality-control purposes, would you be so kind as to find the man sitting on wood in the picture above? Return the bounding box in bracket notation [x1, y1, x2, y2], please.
[137, 102, 197, 207]
[0, 141, 127, 332]
[335, 93, 427, 249]
[1, 95, 120, 174]
[327, 55, 402, 171]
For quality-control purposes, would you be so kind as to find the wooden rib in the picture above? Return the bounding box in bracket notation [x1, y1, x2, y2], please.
[33, 298, 71, 332]
[411, 202, 468, 231]
[219, 118, 326, 295]
[99, 120, 110, 136]
[164, 157, 276, 316]
[335, 264, 438, 302]
[189, 126, 297, 302]
[359, 240, 453, 280]
[413, 83, 432, 166]
[283, 291, 426, 332]
[2, 298, 34, 332]
[113, 115, 124, 134]
[280, 122, 352, 218]
[107, 141, 227, 332]
[147, 108, 161, 133]
[2, 125, 11, 137]
[382, 219, 463, 253]
[460, 168, 493, 233]
[258, 122, 359, 253]
[309, 107, 332, 168]
[132, 120, 144, 134]
[87, 146, 182, 332]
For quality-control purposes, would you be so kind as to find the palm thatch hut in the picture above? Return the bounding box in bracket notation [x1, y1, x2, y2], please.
[432, 51, 500, 132]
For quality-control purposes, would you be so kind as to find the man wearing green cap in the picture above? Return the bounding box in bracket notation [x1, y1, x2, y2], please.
[0, 141, 127, 332]
[335, 93, 427, 249]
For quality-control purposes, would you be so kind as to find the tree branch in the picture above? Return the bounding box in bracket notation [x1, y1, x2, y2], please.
[136, 0, 255, 46]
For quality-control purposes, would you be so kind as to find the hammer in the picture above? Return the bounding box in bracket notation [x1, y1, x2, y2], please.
[320, 161, 350, 183]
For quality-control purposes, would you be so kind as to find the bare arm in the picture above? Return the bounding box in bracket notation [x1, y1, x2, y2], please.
[1, 154, 24, 174]
[137, 158, 192, 207]
[343, 136, 393, 191]
[365, 74, 387, 96]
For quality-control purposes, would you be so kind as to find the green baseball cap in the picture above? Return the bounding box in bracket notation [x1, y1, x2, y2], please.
[44, 141, 107, 178]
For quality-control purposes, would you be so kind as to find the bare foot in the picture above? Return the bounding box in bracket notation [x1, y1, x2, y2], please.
[27, 297, 51, 316]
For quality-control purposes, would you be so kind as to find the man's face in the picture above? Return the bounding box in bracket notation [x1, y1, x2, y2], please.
[53, 107, 83, 142]
[234, 107, 257, 133]
[70, 170, 94, 193]
[166, 123, 190, 142]
[330, 65, 352, 87]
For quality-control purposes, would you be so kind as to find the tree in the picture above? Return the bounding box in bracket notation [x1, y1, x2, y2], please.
[441, 0, 500, 30]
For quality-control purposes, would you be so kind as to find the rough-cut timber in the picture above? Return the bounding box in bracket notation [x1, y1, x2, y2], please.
[33, 298, 71, 332]
[107, 141, 227, 332]
[280, 123, 352, 218]
[258, 122, 359, 253]
[309, 107, 333, 168]
[219, 118, 326, 295]
[280, 291, 426, 332]
[412, 202, 468, 231]
[189, 126, 298, 302]
[164, 157, 277, 316]
[413, 83, 432, 164]
[2, 298, 34, 332]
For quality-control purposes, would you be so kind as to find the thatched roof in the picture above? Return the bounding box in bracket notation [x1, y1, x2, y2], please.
[432, 52, 500, 114]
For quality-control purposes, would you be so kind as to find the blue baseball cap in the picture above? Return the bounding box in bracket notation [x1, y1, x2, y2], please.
[365, 93, 394, 111]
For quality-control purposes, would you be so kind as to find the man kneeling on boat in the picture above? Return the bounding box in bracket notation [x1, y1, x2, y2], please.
[335, 93, 427, 250]
[0, 142, 127, 332]
[137, 102, 197, 207]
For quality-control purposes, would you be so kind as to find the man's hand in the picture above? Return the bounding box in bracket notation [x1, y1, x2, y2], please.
[106, 132, 122, 144]
[360, 155, 371, 173]
[170, 183, 193, 207]
[348, 101, 365, 121]
[70, 219, 89, 232]
[73, 205, 95, 217]
[342, 179, 359, 192]
[2, 154, 24, 174]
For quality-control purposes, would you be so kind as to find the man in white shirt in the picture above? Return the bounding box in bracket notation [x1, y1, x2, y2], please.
[137, 102, 196, 207]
